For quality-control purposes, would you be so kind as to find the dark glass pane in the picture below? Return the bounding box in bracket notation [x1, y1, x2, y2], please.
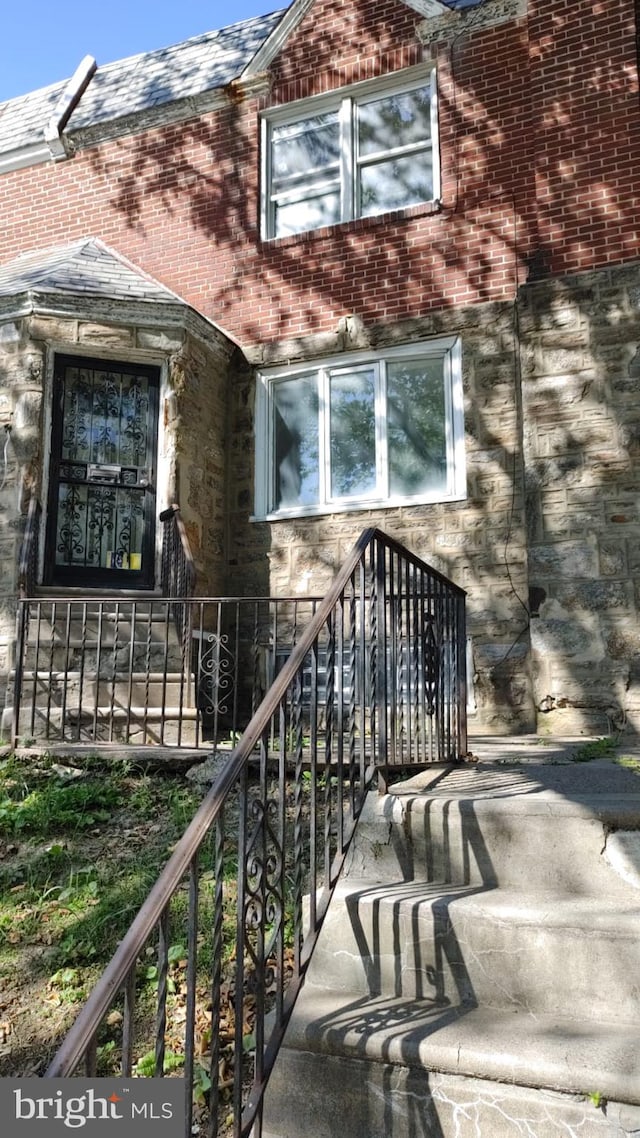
[330, 370, 376, 498]
[358, 87, 431, 156]
[272, 113, 340, 181]
[387, 359, 447, 496]
[274, 377, 319, 508]
[274, 189, 340, 237]
[360, 152, 432, 217]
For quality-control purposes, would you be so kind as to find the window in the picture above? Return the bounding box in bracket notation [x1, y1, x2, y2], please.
[254, 339, 464, 519]
[262, 68, 439, 239]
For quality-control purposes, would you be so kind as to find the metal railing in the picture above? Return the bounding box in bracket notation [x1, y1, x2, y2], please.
[160, 503, 196, 599]
[17, 495, 41, 598]
[11, 594, 324, 748]
[44, 529, 466, 1137]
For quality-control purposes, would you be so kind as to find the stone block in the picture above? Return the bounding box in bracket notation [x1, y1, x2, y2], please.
[28, 316, 77, 343]
[77, 323, 134, 346]
[530, 616, 604, 662]
[0, 322, 21, 344]
[136, 327, 185, 351]
[529, 540, 598, 578]
[599, 543, 627, 576]
[555, 579, 631, 612]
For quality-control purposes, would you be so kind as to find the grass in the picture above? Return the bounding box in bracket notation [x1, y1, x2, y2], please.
[0, 752, 208, 1075]
[571, 736, 619, 762]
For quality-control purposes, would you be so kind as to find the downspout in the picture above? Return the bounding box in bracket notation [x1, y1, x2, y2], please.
[44, 54, 97, 161]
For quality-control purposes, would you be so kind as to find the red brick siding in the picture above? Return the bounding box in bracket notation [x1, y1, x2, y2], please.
[0, 0, 638, 346]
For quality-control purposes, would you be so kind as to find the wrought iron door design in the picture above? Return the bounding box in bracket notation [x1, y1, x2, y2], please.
[45, 356, 160, 588]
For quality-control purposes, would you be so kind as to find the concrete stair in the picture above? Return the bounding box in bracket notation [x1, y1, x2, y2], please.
[11, 599, 201, 745]
[263, 759, 640, 1137]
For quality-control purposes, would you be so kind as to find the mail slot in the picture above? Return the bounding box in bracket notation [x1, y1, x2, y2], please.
[88, 463, 121, 484]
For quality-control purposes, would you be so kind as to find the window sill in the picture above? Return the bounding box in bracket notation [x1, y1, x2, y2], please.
[251, 487, 466, 523]
[261, 199, 443, 248]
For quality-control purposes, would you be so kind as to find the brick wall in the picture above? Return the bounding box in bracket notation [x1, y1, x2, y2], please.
[1, 0, 635, 350]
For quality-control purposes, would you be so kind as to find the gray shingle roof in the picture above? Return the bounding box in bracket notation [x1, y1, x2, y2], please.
[0, 9, 284, 157]
[0, 239, 183, 305]
[0, 1, 483, 160]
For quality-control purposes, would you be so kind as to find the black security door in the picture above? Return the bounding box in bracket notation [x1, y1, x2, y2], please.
[44, 355, 160, 589]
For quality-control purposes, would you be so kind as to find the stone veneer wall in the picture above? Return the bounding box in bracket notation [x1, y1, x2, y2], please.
[0, 307, 232, 719]
[226, 304, 536, 735]
[520, 261, 640, 734]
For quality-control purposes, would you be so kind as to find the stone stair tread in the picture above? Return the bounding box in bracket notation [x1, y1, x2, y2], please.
[283, 988, 640, 1105]
[393, 760, 640, 815]
[334, 878, 640, 928]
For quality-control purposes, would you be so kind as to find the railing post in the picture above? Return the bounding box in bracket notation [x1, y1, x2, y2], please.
[11, 600, 28, 747]
[375, 535, 388, 779]
[456, 590, 468, 759]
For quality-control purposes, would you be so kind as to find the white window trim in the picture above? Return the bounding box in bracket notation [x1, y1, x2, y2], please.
[260, 65, 440, 241]
[253, 338, 465, 521]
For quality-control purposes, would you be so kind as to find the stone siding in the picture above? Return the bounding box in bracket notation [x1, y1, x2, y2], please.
[0, 307, 232, 722]
[521, 261, 640, 732]
[226, 303, 535, 735]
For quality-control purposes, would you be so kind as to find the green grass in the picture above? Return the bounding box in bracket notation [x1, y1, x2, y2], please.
[0, 754, 205, 980]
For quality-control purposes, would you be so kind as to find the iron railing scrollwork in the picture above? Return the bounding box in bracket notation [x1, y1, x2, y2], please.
[40, 529, 466, 1137]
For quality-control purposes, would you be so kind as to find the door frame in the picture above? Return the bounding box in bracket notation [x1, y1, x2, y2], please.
[42, 352, 162, 591]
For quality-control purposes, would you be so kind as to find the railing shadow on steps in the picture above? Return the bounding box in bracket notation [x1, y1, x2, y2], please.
[41, 528, 466, 1137]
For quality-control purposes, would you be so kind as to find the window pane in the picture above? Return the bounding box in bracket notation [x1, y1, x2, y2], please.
[272, 113, 340, 182]
[358, 87, 431, 156]
[274, 377, 319, 508]
[329, 369, 376, 498]
[387, 359, 447, 496]
[360, 151, 433, 217]
[274, 189, 340, 237]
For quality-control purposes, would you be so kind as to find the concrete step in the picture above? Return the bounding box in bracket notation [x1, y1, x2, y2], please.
[264, 761, 640, 1137]
[307, 879, 640, 1024]
[17, 672, 193, 708]
[348, 762, 640, 894]
[264, 994, 640, 1138]
[17, 705, 201, 746]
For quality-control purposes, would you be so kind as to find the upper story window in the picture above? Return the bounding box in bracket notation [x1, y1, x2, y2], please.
[254, 338, 464, 520]
[261, 68, 439, 240]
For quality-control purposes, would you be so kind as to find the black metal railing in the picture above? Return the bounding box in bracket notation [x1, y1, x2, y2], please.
[43, 529, 466, 1137]
[17, 495, 41, 598]
[160, 503, 196, 600]
[11, 594, 324, 749]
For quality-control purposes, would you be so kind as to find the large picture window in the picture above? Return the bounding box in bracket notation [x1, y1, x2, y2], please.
[262, 69, 439, 239]
[254, 339, 464, 519]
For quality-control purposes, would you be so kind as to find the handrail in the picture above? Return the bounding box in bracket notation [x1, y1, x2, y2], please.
[17, 496, 41, 598]
[160, 503, 196, 598]
[44, 528, 467, 1136]
[13, 497, 42, 746]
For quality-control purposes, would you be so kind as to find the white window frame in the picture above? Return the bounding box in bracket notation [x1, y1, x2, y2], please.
[261, 65, 440, 240]
[254, 338, 465, 521]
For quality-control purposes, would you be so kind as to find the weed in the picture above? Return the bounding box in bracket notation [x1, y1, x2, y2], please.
[135, 1048, 184, 1077]
[0, 777, 123, 836]
[615, 755, 640, 774]
[571, 737, 618, 763]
